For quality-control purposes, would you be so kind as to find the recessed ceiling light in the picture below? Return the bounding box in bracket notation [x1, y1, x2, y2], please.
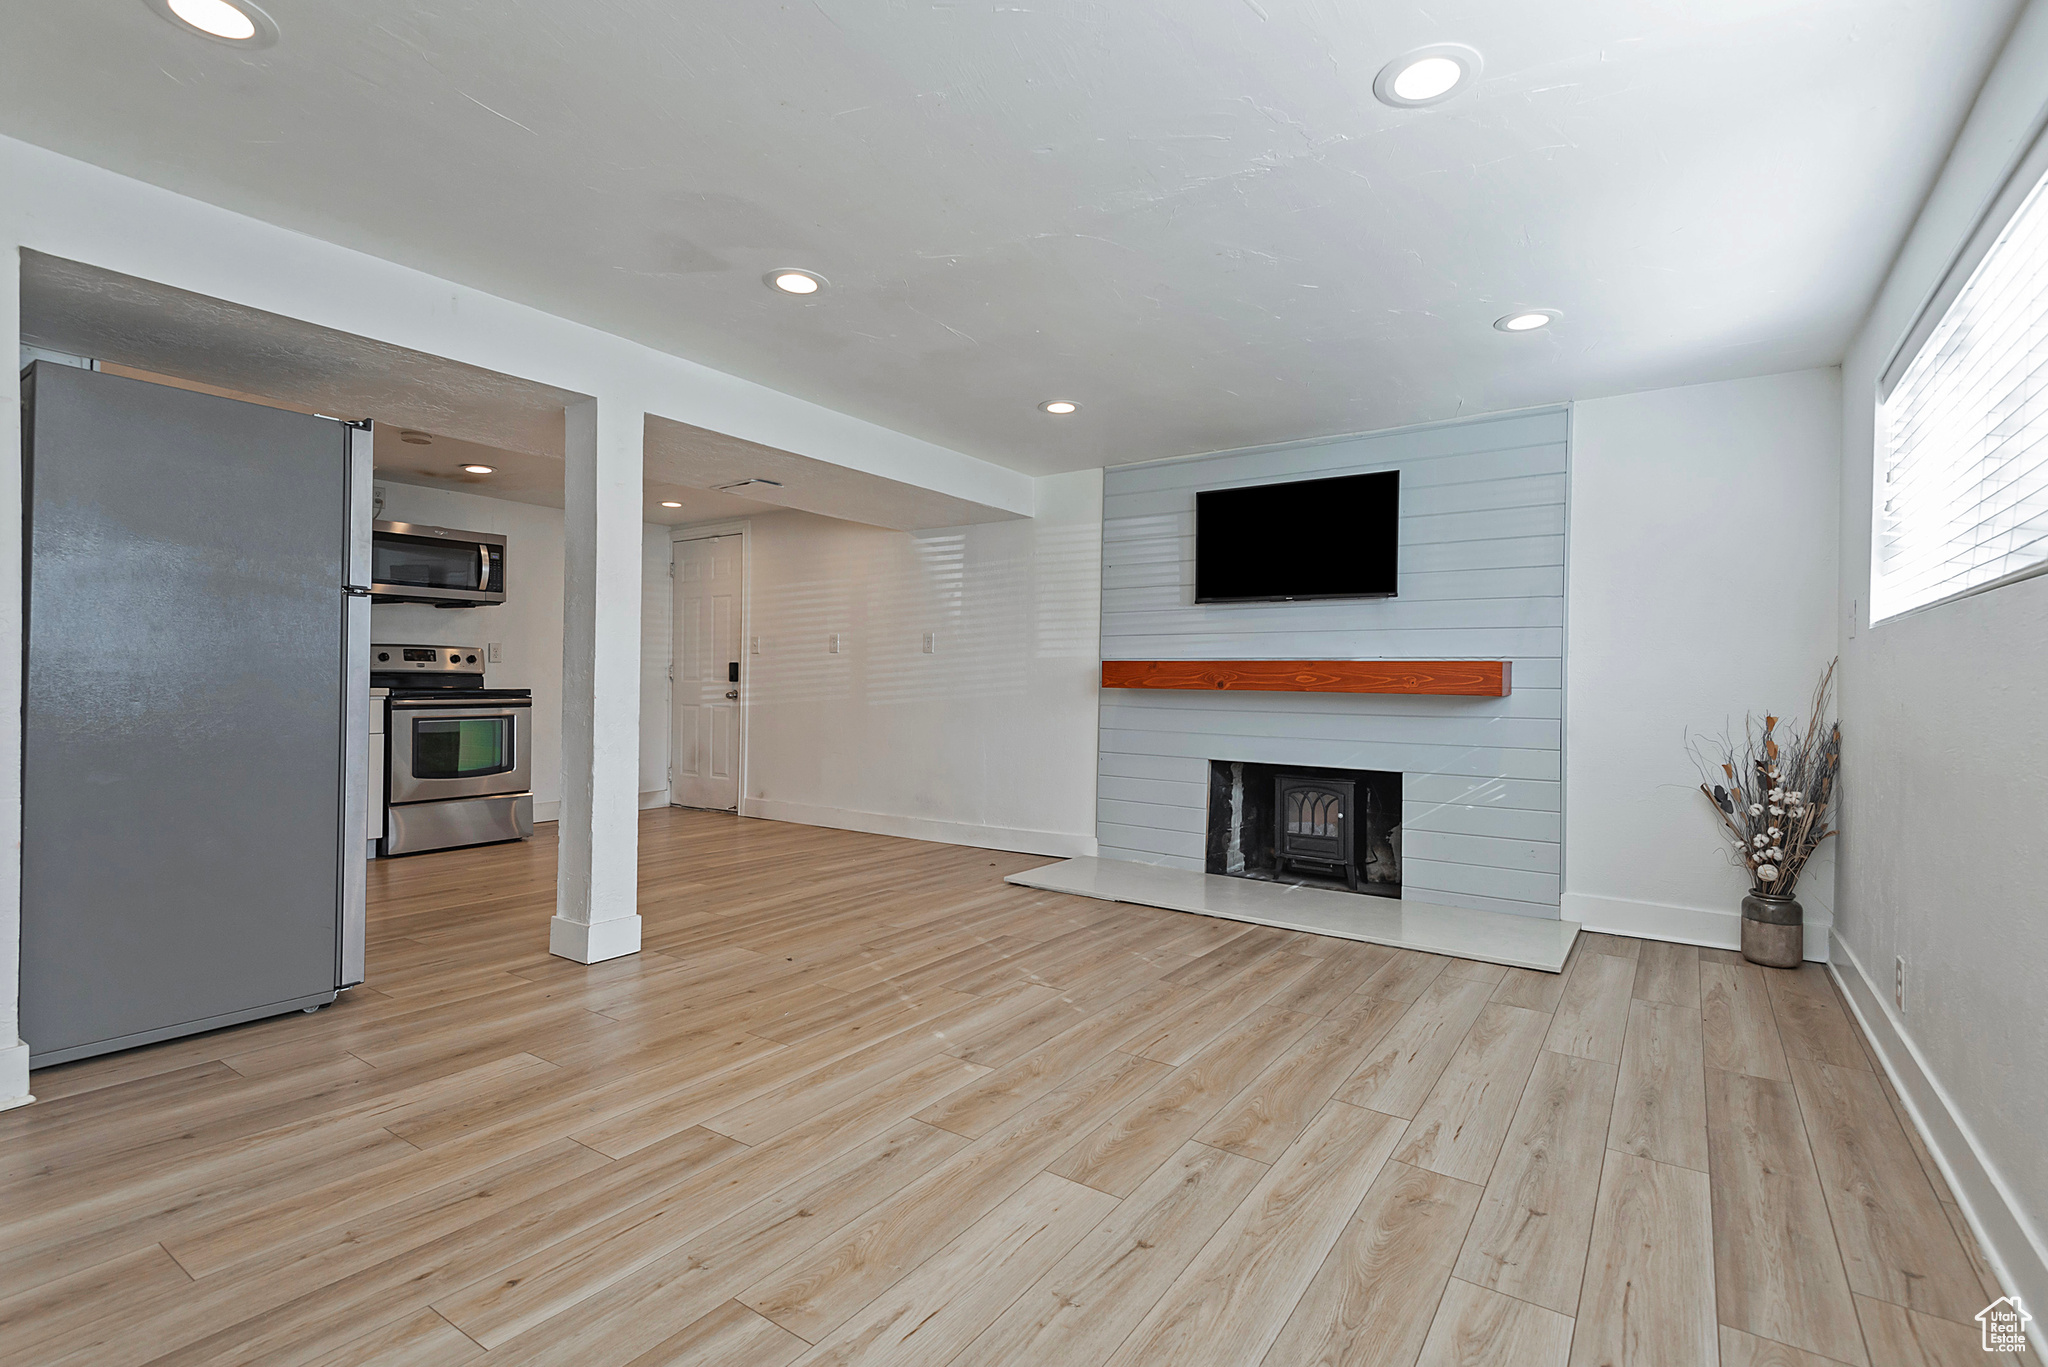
[765, 269, 825, 295]
[1373, 44, 1482, 108]
[1039, 400, 1079, 415]
[461, 464, 496, 475]
[148, 0, 278, 46]
[1493, 310, 1559, 333]
[659, 500, 683, 508]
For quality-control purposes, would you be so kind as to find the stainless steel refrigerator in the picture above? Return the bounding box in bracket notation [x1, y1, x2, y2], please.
[20, 362, 370, 1068]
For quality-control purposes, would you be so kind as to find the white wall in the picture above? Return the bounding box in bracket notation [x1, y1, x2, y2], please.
[731, 468, 1103, 856]
[1566, 370, 1841, 956]
[1831, 0, 2048, 1321]
[372, 480, 670, 818]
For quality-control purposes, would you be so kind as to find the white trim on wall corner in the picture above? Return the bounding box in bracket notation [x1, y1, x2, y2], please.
[0, 1041, 32, 1112]
[1830, 931, 2046, 1351]
[740, 796, 1097, 860]
[639, 790, 669, 811]
[1559, 891, 1830, 962]
[1559, 401, 1575, 907]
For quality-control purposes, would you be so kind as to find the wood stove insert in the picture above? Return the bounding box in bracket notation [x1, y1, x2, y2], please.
[1206, 761, 1401, 898]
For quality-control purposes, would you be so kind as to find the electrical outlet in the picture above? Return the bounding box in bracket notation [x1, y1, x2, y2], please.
[921, 632, 936, 654]
[486, 642, 503, 664]
[828, 633, 841, 655]
[1895, 955, 1906, 1011]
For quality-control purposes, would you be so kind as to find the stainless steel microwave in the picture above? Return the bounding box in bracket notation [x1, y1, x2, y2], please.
[370, 521, 505, 607]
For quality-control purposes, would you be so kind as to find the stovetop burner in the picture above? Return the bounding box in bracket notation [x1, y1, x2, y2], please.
[371, 641, 529, 702]
[380, 685, 533, 702]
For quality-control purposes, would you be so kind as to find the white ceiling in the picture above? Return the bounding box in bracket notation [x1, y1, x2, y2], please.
[645, 416, 1020, 530]
[373, 421, 1017, 531]
[19, 252, 581, 455]
[20, 253, 1006, 528]
[0, 1, 2023, 475]
[372, 430, 785, 529]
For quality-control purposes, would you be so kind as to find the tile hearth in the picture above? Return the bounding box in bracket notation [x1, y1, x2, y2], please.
[1005, 856, 1579, 972]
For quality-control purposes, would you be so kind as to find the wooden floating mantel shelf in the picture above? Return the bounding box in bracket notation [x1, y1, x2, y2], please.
[1101, 659, 1511, 697]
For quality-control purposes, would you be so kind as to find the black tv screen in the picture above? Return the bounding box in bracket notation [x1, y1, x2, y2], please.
[1194, 470, 1399, 603]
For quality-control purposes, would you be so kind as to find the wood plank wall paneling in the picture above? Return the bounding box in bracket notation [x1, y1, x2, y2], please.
[1098, 408, 1569, 919]
[1101, 660, 1511, 697]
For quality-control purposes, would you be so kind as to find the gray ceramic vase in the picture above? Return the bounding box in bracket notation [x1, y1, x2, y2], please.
[1741, 892, 1803, 969]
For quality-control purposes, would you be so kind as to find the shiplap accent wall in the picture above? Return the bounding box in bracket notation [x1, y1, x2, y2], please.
[1098, 407, 1569, 919]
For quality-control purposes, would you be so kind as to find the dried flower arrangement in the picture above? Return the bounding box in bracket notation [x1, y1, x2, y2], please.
[1691, 661, 1841, 898]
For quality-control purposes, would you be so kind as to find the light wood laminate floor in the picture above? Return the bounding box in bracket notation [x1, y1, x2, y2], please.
[1, 809, 2011, 1367]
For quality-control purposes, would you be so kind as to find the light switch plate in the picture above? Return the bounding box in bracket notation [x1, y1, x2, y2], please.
[750, 636, 760, 655]
[486, 642, 503, 663]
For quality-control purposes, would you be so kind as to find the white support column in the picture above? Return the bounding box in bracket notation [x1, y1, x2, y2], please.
[2, 247, 32, 1106]
[552, 395, 645, 963]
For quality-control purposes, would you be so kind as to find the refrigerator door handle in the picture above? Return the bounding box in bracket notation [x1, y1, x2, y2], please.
[337, 422, 374, 989]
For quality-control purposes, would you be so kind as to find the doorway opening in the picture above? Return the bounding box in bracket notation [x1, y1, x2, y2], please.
[669, 525, 749, 811]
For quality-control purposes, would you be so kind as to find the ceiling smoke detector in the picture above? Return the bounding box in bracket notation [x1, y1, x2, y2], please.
[765, 270, 826, 295]
[1373, 44, 1482, 108]
[147, 0, 278, 46]
[399, 430, 433, 445]
[1493, 310, 1559, 333]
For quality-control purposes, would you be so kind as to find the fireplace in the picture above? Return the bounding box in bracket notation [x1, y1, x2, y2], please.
[1205, 761, 1401, 898]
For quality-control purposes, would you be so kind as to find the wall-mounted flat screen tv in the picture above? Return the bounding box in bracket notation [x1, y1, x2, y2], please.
[1195, 469, 1399, 603]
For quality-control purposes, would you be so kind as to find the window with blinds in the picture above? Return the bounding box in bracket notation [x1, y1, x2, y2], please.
[1874, 158, 2048, 622]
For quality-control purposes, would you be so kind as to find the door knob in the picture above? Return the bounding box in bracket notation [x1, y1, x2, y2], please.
[725, 689, 739, 700]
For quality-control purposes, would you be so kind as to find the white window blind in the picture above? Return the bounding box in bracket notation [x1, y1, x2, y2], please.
[1874, 158, 2048, 622]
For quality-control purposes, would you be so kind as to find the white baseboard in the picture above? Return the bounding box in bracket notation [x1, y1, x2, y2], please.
[528, 795, 663, 824]
[1830, 932, 2045, 1349]
[0, 1040, 31, 1111]
[548, 913, 642, 964]
[1560, 891, 1830, 962]
[738, 796, 1097, 859]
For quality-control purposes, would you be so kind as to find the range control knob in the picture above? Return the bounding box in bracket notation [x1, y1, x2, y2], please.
[466, 654, 477, 663]
[376, 652, 389, 662]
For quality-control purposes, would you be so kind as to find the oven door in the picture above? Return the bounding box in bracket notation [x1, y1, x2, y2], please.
[389, 701, 532, 803]
[371, 521, 507, 606]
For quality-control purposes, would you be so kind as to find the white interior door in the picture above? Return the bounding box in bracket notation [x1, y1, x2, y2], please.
[670, 533, 743, 810]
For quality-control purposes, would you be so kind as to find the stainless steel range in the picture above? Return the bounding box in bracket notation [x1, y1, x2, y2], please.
[373, 643, 534, 856]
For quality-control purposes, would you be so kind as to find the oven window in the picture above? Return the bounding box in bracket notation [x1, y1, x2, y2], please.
[374, 534, 484, 591]
[413, 717, 512, 778]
